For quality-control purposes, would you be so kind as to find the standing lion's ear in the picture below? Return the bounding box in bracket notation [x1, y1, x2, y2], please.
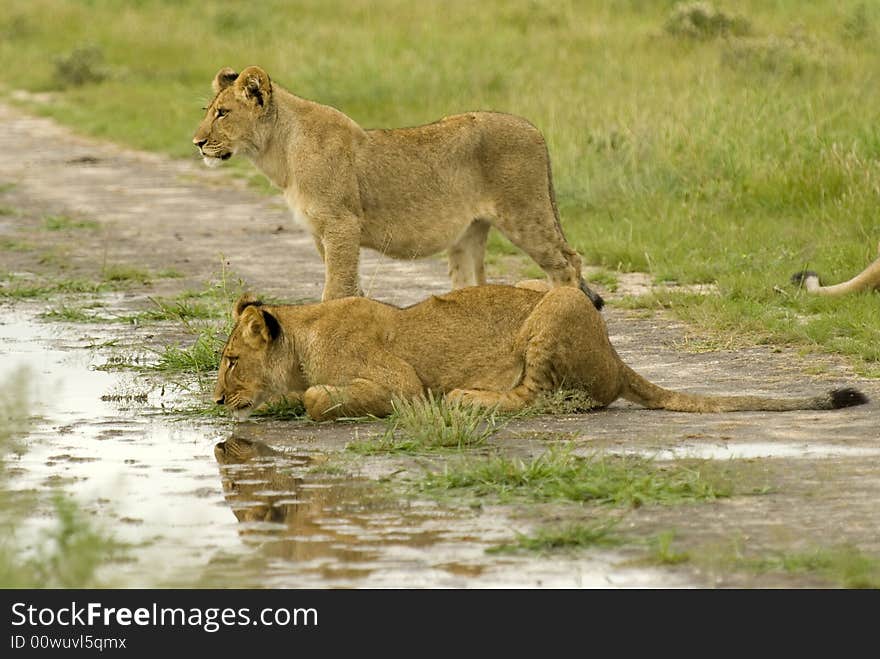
[236, 65, 271, 108]
[212, 67, 239, 95]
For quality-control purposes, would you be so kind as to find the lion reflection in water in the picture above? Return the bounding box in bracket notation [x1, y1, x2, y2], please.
[215, 436, 443, 574]
[214, 436, 371, 567]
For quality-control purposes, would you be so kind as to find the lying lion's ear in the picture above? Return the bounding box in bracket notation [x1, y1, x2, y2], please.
[212, 67, 239, 95]
[233, 293, 262, 322]
[237, 65, 271, 108]
[242, 306, 281, 347]
[261, 309, 281, 341]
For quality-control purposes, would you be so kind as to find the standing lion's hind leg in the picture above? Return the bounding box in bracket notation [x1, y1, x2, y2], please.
[494, 211, 604, 309]
[448, 219, 491, 288]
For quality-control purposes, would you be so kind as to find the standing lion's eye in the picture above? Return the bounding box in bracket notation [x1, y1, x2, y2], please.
[216, 108, 229, 118]
[226, 356, 237, 370]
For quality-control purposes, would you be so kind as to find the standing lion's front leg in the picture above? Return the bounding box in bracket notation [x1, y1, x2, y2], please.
[319, 216, 364, 300]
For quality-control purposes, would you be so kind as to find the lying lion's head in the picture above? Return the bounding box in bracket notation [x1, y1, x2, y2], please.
[192, 65, 272, 167]
[214, 294, 283, 421]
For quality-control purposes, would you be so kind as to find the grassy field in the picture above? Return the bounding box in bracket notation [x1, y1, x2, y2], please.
[1, 0, 879, 371]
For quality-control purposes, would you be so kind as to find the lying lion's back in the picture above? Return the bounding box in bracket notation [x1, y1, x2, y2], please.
[391, 285, 544, 391]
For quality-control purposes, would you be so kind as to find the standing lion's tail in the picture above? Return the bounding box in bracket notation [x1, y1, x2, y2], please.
[620, 365, 868, 412]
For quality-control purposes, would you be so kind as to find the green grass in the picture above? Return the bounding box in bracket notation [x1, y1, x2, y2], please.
[20, 493, 125, 588]
[417, 446, 731, 506]
[487, 520, 621, 554]
[586, 270, 620, 293]
[40, 303, 100, 323]
[43, 214, 99, 231]
[739, 545, 880, 588]
[0, 238, 33, 251]
[347, 392, 502, 454]
[0, 275, 111, 299]
[0, 369, 124, 587]
[101, 264, 151, 284]
[525, 389, 603, 416]
[646, 531, 692, 566]
[152, 325, 226, 373]
[0, 1, 878, 368]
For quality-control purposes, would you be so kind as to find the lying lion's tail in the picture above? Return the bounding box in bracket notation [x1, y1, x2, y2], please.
[620, 365, 868, 412]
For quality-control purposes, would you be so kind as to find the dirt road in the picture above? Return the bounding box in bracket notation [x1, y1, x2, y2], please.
[1, 101, 878, 587]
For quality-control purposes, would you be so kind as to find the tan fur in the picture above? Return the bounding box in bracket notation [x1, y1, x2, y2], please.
[192, 66, 602, 307]
[214, 285, 867, 422]
[795, 242, 880, 296]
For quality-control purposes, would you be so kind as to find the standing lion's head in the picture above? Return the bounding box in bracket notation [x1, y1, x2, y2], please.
[192, 65, 273, 167]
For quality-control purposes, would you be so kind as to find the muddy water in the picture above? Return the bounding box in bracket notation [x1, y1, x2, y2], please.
[1, 307, 692, 588]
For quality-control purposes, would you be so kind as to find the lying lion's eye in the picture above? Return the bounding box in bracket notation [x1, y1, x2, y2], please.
[226, 356, 238, 369]
[216, 108, 229, 118]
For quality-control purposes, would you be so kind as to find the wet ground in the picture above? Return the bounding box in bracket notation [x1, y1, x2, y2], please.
[1, 102, 879, 587]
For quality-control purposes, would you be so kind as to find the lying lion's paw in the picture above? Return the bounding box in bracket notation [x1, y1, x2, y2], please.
[447, 388, 495, 408]
[304, 386, 342, 420]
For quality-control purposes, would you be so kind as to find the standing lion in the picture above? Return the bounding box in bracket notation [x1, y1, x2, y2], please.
[192, 65, 603, 308]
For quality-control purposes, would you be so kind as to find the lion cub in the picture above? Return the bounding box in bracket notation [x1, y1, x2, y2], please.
[213, 285, 867, 422]
[193, 65, 603, 309]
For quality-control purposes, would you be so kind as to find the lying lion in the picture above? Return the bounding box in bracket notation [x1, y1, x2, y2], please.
[792, 242, 880, 297]
[192, 65, 603, 309]
[213, 285, 867, 422]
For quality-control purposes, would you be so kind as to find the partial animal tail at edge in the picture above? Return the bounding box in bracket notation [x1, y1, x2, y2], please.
[620, 365, 868, 412]
[791, 243, 880, 296]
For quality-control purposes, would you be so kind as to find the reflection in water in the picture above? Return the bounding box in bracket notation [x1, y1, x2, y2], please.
[213, 435, 685, 587]
[214, 436, 438, 579]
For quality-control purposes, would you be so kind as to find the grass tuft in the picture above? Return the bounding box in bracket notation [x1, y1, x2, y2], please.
[665, 2, 751, 40]
[52, 45, 108, 88]
[101, 264, 151, 284]
[152, 326, 225, 374]
[0, 370, 124, 587]
[23, 493, 124, 588]
[43, 214, 99, 231]
[741, 545, 880, 589]
[488, 520, 621, 554]
[648, 531, 692, 565]
[348, 391, 501, 454]
[526, 389, 603, 416]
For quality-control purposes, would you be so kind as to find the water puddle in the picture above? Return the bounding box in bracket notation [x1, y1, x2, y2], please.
[0, 308, 692, 587]
[613, 442, 880, 461]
